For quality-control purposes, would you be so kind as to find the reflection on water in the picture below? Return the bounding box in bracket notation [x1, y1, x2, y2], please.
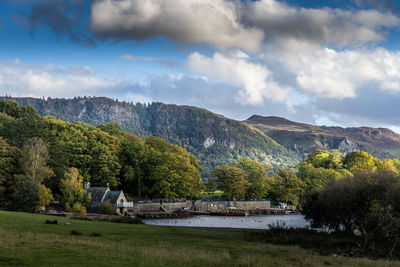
[142, 214, 310, 229]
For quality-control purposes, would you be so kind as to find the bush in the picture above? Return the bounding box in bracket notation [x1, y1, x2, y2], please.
[70, 230, 83, 236]
[70, 215, 93, 221]
[100, 202, 116, 215]
[66, 202, 87, 216]
[302, 170, 400, 233]
[90, 232, 102, 237]
[302, 170, 400, 258]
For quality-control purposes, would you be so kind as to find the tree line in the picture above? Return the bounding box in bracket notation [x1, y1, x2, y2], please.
[211, 149, 400, 256]
[0, 100, 204, 212]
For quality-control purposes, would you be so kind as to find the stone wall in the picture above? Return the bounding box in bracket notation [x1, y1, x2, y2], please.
[127, 200, 271, 213]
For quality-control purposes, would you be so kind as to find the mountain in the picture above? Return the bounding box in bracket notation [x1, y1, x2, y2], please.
[0, 97, 302, 174]
[245, 115, 400, 159]
[4, 96, 398, 172]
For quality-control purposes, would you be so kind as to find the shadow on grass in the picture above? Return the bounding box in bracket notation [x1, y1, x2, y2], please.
[0, 256, 28, 266]
[248, 228, 366, 258]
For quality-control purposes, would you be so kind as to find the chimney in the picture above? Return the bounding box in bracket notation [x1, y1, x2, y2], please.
[84, 182, 90, 190]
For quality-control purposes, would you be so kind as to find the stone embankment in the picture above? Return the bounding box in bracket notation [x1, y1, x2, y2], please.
[126, 199, 271, 213]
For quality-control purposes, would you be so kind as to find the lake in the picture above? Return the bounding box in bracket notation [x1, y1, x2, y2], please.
[142, 214, 310, 229]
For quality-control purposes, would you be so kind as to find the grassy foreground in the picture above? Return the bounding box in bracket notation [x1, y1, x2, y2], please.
[0, 211, 399, 267]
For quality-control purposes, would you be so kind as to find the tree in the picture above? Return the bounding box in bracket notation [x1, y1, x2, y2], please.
[234, 158, 273, 199]
[375, 159, 398, 173]
[302, 170, 400, 233]
[60, 168, 91, 215]
[87, 129, 121, 187]
[20, 137, 54, 184]
[297, 162, 351, 193]
[0, 138, 21, 205]
[97, 122, 124, 137]
[142, 136, 204, 199]
[118, 134, 148, 197]
[146, 148, 204, 199]
[11, 175, 40, 212]
[344, 151, 377, 172]
[11, 138, 54, 211]
[212, 165, 248, 199]
[306, 150, 343, 169]
[272, 168, 306, 207]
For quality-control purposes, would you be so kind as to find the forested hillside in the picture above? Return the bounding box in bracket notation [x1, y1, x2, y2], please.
[1, 97, 302, 172]
[0, 100, 204, 211]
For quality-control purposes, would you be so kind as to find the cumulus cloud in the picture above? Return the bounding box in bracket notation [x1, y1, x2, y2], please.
[89, 0, 399, 51]
[353, 0, 400, 14]
[0, 60, 115, 97]
[90, 0, 263, 52]
[242, 0, 399, 49]
[187, 51, 290, 105]
[270, 47, 400, 99]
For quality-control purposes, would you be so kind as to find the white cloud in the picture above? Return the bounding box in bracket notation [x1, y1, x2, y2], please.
[90, 0, 264, 52]
[274, 47, 400, 99]
[0, 61, 115, 97]
[243, 0, 399, 48]
[119, 54, 134, 61]
[187, 51, 289, 105]
[90, 0, 399, 52]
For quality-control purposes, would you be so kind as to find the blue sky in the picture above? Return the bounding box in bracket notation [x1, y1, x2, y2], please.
[2, 0, 400, 131]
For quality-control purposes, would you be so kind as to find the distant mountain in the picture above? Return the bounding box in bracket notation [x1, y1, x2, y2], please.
[0, 97, 302, 174]
[245, 115, 400, 159]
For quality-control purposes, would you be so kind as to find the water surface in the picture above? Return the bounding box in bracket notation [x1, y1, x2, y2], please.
[143, 214, 309, 229]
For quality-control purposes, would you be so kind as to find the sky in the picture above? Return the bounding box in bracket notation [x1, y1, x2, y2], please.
[2, 0, 400, 131]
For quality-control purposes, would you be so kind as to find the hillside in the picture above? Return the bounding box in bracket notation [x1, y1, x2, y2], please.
[245, 115, 400, 159]
[0, 97, 302, 172]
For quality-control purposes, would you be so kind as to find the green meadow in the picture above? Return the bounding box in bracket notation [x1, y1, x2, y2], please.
[0, 211, 399, 266]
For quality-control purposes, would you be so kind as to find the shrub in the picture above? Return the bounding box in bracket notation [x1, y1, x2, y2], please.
[70, 230, 83, 236]
[100, 202, 115, 215]
[66, 202, 87, 216]
[90, 232, 102, 237]
[302, 170, 400, 233]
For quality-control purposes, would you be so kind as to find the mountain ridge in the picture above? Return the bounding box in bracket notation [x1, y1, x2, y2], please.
[244, 115, 400, 159]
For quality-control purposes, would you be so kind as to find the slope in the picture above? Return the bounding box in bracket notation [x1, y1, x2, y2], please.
[245, 115, 400, 159]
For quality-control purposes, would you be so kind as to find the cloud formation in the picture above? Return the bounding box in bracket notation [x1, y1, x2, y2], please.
[90, 0, 399, 51]
[7, 0, 400, 131]
[0, 60, 115, 97]
[243, 0, 399, 48]
[26, 0, 96, 46]
[353, 0, 400, 14]
[271, 47, 400, 99]
[90, 0, 263, 52]
[118, 54, 180, 67]
[187, 51, 290, 105]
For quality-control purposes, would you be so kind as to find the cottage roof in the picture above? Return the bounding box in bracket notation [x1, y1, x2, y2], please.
[103, 191, 121, 204]
[87, 187, 108, 202]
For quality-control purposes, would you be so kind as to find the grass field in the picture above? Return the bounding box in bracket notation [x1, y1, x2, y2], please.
[0, 211, 399, 266]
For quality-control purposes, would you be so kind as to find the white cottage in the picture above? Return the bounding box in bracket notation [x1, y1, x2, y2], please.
[85, 183, 128, 215]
